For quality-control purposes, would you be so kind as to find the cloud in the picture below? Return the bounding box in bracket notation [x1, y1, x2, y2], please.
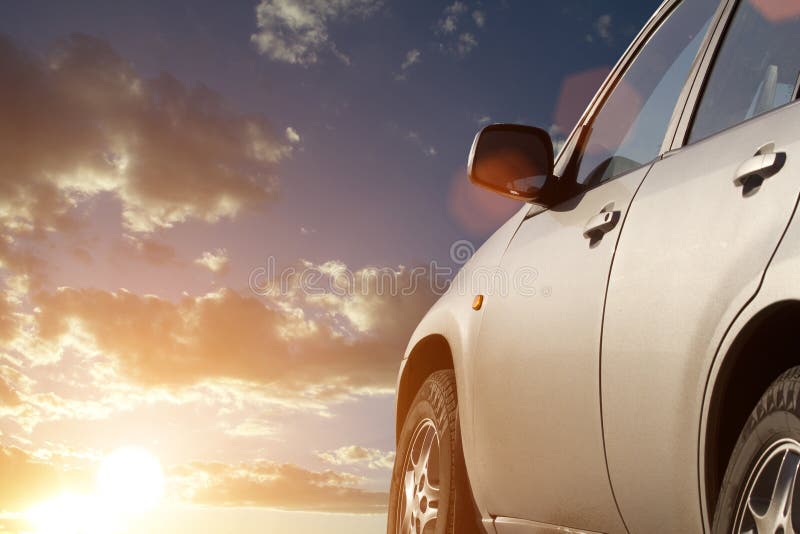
[0, 445, 92, 513]
[472, 10, 486, 28]
[0, 361, 162, 433]
[173, 460, 387, 513]
[0, 294, 19, 345]
[250, 0, 383, 65]
[0, 365, 36, 412]
[0, 352, 339, 434]
[0, 445, 385, 516]
[401, 49, 421, 70]
[0, 238, 48, 294]
[456, 32, 478, 56]
[285, 126, 301, 143]
[317, 445, 395, 470]
[405, 131, 437, 157]
[0, 34, 290, 236]
[392, 48, 422, 84]
[592, 14, 613, 45]
[224, 419, 277, 437]
[194, 248, 231, 274]
[30, 261, 436, 397]
[438, 1, 468, 34]
[476, 115, 492, 125]
[436, 2, 481, 56]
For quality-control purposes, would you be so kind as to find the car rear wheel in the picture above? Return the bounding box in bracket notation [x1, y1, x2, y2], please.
[387, 369, 481, 534]
[713, 367, 800, 534]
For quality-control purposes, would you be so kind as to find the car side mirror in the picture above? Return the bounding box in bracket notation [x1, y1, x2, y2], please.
[468, 124, 556, 203]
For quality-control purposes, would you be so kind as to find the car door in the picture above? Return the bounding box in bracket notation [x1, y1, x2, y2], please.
[601, 1, 800, 532]
[469, 0, 721, 532]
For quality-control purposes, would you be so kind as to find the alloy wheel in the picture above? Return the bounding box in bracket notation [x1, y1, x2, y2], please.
[396, 418, 441, 534]
[735, 439, 800, 534]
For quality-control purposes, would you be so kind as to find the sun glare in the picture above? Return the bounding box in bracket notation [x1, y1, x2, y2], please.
[98, 447, 165, 513]
[25, 447, 164, 534]
[25, 494, 110, 534]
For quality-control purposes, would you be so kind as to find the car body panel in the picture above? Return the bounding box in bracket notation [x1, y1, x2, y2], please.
[393, 0, 800, 532]
[700, 184, 800, 531]
[398, 0, 714, 528]
[399, 205, 530, 515]
[470, 168, 649, 533]
[493, 516, 605, 534]
[601, 100, 800, 533]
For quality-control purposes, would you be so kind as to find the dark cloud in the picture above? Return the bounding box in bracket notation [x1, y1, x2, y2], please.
[0, 33, 290, 236]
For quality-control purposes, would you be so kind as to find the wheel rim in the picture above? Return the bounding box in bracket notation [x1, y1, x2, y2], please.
[396, 418, 441, 534]
[735, 439, 800, 534]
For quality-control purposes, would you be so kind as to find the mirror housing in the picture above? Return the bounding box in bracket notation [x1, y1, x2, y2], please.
[468, 124, 556, 203]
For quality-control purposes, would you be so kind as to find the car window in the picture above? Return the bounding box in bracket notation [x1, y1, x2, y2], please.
[572, 0, 718, 186]
[688, 1, 800, 143]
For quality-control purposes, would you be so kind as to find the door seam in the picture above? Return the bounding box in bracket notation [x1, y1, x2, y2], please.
[597, 161, 658, 534]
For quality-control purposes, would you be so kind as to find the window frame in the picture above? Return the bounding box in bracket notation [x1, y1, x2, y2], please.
[670, 0, 800, 151]
[552, 0, 726, 190]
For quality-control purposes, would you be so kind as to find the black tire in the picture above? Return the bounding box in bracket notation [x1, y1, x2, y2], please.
[387, 370, 483, 534]
[713, 366, 800, 533]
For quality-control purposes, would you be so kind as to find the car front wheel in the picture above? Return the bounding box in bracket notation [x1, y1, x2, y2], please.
[387, 369, 480, 534]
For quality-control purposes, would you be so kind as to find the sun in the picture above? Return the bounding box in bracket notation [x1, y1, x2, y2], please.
[98, 446, 165, 514]
[26, 447, 165, 534]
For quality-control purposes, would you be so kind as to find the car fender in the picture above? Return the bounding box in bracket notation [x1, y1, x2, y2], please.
[395, 204, 530, 515]
[700, 197, 800, 531]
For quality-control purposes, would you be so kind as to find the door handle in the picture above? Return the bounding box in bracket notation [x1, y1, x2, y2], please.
[584, 209, 621, 239]
[733, 152, 786, 186]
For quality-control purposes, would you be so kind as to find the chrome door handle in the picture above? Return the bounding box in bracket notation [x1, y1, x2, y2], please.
[584, 209, 621, 238]
[733, 152, 786, 186]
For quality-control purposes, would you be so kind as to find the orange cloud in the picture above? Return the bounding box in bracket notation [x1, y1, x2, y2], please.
[31, 268, 434, 397]
[0, 295, 18, 345]
[173, 460, 387, 513]
[317, 445, 395, 470]
[0, 238, 46, 294]
[0, 366, 32, 404]
[194, 248, 231, 274]
[0, 444, 386, 519]
[0, 445, 92, 514]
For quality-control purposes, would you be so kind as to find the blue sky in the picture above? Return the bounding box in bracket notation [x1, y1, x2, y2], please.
[0, 1, 659, 532]
[2, 0, 657, 264]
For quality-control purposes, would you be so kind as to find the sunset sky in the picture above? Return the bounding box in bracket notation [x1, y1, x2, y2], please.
[0, 1, 656, 532]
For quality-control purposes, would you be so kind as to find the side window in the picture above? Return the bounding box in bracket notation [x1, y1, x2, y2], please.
[572, 0, 718, 186]
[689, 1, 800, 143]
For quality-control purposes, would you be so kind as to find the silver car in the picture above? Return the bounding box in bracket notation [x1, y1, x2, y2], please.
[387, 0, 800, 533]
